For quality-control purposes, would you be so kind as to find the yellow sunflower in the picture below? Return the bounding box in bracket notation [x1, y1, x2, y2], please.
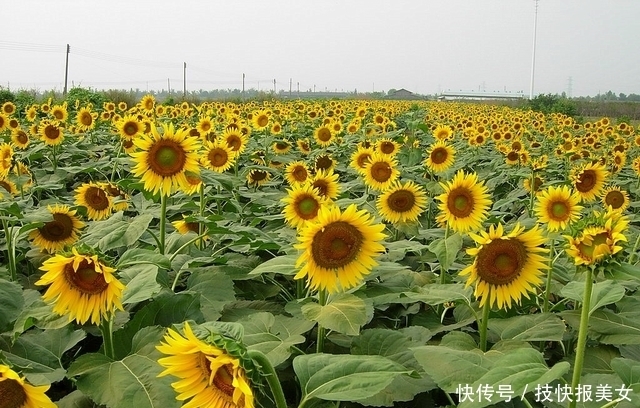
[29, 204, 85, 253]
[601, 186, 629, 212]
[0, 143, 13, 178]
[0, 364, 56, 408]
[523, 175, 544, 195]
[116, 114, 144, 139]
[75, 182, 113, 220]
[25, 105, 38, 122]
[50, 104, 68, 122]
[425, 140, 456, 173]
[0, 113, 8, 132]
[350, 146, 374, 175]
[571, 162, 608, 202]
[313, 124, 335, 147]
[436, 170, 492, 233]
[297, 138, 311, 155]
[139, 94, 156, 114]
[376, 138, 400, 157]
[130, 123, 201, 196]
[76, 107, 97, 132]
[39, 120, 64, 146]
[534, 185, 583, 232]
[251, 109, 270, 131]
[0, 177, 19, 196]
[294, 204, 386, 293]
[376, 181, 428, 224]
[282, 183, 328, 228]
[460, 223, 548, 309]
[246, 169, 271, 187]
[11, 128, 30, 149]
[196, 117, 214, 136]
[433, 124, 454, 141]
[272, 140, 291, 155]
[36, 248, 124, 325]
[285, 161, 310, 185]
[1, 101, 16, 116]
[223, 128, 248, 155]
[363, 153, 400, 191]
[202, 140, 236, 173]
[157, 322, 255, 408]
[564, 210, 628, 266]
[311, 169, 340, 200]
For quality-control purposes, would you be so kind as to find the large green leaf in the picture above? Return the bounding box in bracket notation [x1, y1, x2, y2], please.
[239, 312, 314, 367]
[68, 326, 180, 408]
[0, 278, 23, 331]
[561, 280, 626, 315]
[301, 293, 373, 336]
[293, 353, 413, 406]
[120, 264, 162, 305]
[611, 358, 640, 393]
[488, 313, 566, 342]
[12, 289, 69, 334]
[0, 326, 85, 384]
[403, 283, 473, 306]
[54, 390, 100, 408]
[562, 309, 640, 345]
[248, 254, 298, 276]
[381, 239, 428, 262]
[187, 268, 236, 321]
[81, 212, 154, 251]
[116, 248, 171, 270]
[427, 232, 463, 273]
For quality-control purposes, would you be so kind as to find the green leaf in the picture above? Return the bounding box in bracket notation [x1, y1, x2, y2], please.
[427, 232, 463, 273]
[403, 283, 473, 306]
[240, 312, 314, 367]
[381, 240, 428, 262]
[116, 248, 171, 270]
[248, 255, 298, 276]
[562, 309, 640, 345]
[488, 313, 566, 342]
[54, 390, 99, 408]
[0, 326, 85, 384]
[301, 293, 373, 336]
[120, 264, 163, 305]
[294, 353, 413, 405]
[68, 327, 179, 408]
[0, 278, 24, 331]
[87, 213, 154, 251]
[611, 358, 640, 393]
[187, 268, 236, 321]
[561, 280, 626, 315]
[606, 262, 640, 288]
[12, 289, 69, 334]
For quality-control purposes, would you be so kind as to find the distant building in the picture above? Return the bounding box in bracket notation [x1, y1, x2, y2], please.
[386, 88, 422, 100]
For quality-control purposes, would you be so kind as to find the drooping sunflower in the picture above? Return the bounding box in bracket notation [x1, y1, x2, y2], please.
[314, 154, 335, 172]
[294, 204, 386, 293]
[296, 138, 311, 155]
[272, 140, 291, 155]
[571, 162, 608, 202]
[29, 204, 85, 253]
[436, 170, 492, 233]
[130, 123, 201, 196]
[0, 177, 18, 196]
[246, 169, 271, 187]
[363, 153, 400, 191]
[116, 114, 144, 139]
[0, 143, 13, 178]
[425, 140, 456, 173]
[202, 140, 236, 173]
[76, 107, 97, 132]
[282, 183, 329, 228]
[313, 124, 335, 147]
[11, 128, 30, 149]
[223, 128, 248, 155]
[564, 210, 628, 266]
[311, 169, 340, 200]
[350, 146, 374, 175]
[285, 161, 310, 185]
[601, 186, 630, 212]
[36, 247, 124, 325]
[75, 182, 113, 220]
[157, 322, 255, 408]
[523, 175, 544, 195]
[460, 223, 548, 309]
[376, 181, 428, 224]
[534, 185, 583, 232]
[0, 364, 56, 408]
[39, 120, 64, 146]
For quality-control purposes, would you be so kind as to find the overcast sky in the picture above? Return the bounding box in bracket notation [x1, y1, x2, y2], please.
[1, 0, 638, 97]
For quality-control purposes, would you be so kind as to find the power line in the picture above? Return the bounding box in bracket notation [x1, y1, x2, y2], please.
[0, 40, 64, 53]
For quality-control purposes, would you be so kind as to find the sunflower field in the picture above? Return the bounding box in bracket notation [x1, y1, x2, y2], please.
[1, 94, 640, 408]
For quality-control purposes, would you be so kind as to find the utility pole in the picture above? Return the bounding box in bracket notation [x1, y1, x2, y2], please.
[273, 79, 276, 94]
[183, 62, 187, 98]
[567, 76, 573, 98]
[167, 78, 171, 93]
[242, 73, 245, 97]
[529, 0, 539, 99]
[289, 78, 292, 98]
[63, 44, 70, 96]
[297, 82, 299, 97]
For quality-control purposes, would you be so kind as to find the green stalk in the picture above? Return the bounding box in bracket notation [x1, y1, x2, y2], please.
[440, 225, 450, 285]
[110, 143, 124, 182]
[542, 238, 556, 313]
[1, 217, 17, 282]
[52, 144, 58, 172]
[100, 313, 116, 360]
[296, 278, 305, 300]
[479, 299, 491, 352]
[629, 233, 640, 264]
[569, 266, 594, 408]
[198, 183, 206, 250]
[247, 350, 287, 408]
[159, 194, 168, 255]
[316, 289, 327, 354]
[528, 170, 536, 217]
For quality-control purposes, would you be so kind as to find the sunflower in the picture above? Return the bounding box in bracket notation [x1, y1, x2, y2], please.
[311, 169, 340, 200]
[223, 128, 248, 154]
[534, 186, 583, 232]
[363, 153, 400, 191]
[285, 161, 310, 185]
[272, 140, 291, 155]
[314, 154, 335, 172]
[564, 210, 628, 266]
[139, 94, 156, 114]
[425, 140, 456, 173]
[350, 146, 374, 175]
[313, 124, 335, 147]
[376, 138, 400, 156]
[202, 140, 236, 173]
[460, 223, 548, 309]
[0, 177, 18, 196]
[297, 138, 311, 155]
[116, 115, 144, 139]
[433, 124, 454, 141]
[601, 186, 629, 212]
[196, 117, 214, 136]
[376, 181, 428, 224]
[282, 183, 328, 228]
[0, 143, 13, 178]
[130, 123, 201, 196]
[270, 121, 282, 134]
[251, 109, 270, 130]
[39, 120, 64, 146]
[29, 204, 84, 253]
[246, 169, 271, 187]
[25, 105, 38, 122]
[294, 204, 386, 293]
[75, 182, 113, 220]
[36, 248, 124, 325]
[11, 128, 30, 149]
[183, 171, 203, 195]
[523, 175, 544, 195]
[157, 322, 255, 408]
[172, 217, 200, 235]
[76, 107, 97, 132]
[633, 157, 640, 177]
[0, 364, 56, 408]
[571, 162, 608, 202]
[436, 170, 492, 233]
[103, 183, 129, 212]
[0, 113, 8, 132]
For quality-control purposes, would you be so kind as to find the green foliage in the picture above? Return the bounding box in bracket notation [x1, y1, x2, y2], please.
[526, 93, 578, 117]
[66, 87, 106, 108]
[0, 87, 15, 104]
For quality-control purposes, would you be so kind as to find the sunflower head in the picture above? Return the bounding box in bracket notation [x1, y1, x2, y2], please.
[363, 153, 400, 191]
[601, 185, 629, 212]
[282, 183, 328, 228]
[202, 140, 236, 173]
[571, 162, 608, 202]
[436, 170, 492, 233]
[75, 182, 113, 220]
[0, 364, 56, 408]
[376, 181, 428, 224]
[564, 209, 628, 266]
[534, 185, 583, 232]
[285, 161, 310, 185]
[425, 140, 456, 173]
[29, 204, 85, 253]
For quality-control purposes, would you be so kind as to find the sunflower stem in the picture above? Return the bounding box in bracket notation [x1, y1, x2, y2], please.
[159, 193, 168, 255]
[198, 183, 206, 251]
[316, 289, 327, 354]
[51, 143, 58, 172]
[1, 217, 17, 282]
[542, 238, 556, 313]
[296, 278, 305, 300]
[247, 349, 287, 408]
[479, 299, 491, 352]
[110, 142, 123, 183]
[528, 169, 536, 217]
[168, 232, 209, 264]
[628, 233, 640, 264]
[569, 265, 595, 408]
[100, 313, 116, 360]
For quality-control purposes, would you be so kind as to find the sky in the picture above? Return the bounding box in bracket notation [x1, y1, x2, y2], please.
[1, 0, 639, 97]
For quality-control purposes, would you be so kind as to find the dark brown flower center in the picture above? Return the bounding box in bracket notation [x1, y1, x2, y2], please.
[507, 151, 519, 162]
[123, 122, 139, 136]
[80, 112, 93, 126]
[64, 259, 108, 295]
[85, 186, 110, 211]
[431, 147, 448, 164]
[475, 238, 527, 285]
[356, 153, 372, 168]
[311, 221, 363, 269]
[370, 161, 392, 183]
[212, 363, 235, 397]
[387, 189, 416, 213]
[275, 142, 289, 151]
[380, 142, 395, 154]
[44, 124, 61, 140]
[226, 135, 242, 151]
[316, 156, 333, 171]
[447, 187, 475, 218]
[291, 166, 308, 182]
[148, 140, 187, 176]
[15, 131, 28, 144]
[295, 195, 320, 219]
[317, 127, 332, 142]
[250, 170, 268, 181]
[256, 115, 268, 128]
[0, 377, 27, 408]
[312, 180, 329, 197]
[208, 148, 229, 167]
[39, 213, 74, 241]
[575, 170, 596, 192]
[605, 191, 625, 209]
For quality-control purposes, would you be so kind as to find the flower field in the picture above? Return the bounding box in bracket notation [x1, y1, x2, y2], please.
[1, 94, 640, 408]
